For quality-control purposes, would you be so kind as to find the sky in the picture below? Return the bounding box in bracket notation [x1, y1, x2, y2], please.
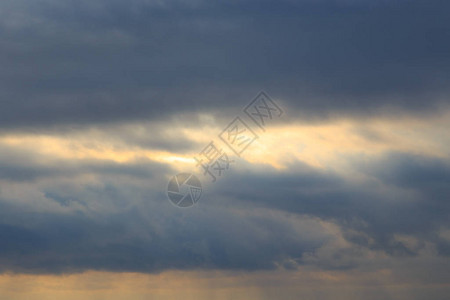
[0, 0, 450, 299]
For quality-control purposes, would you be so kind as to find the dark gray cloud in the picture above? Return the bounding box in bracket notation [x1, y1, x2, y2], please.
[1, 0, 450, 128]
[208, 154, 450, 260]
[0, 150, 448, 274]
[0, 189, 330, 274]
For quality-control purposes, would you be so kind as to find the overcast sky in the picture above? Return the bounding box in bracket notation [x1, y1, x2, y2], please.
[0, 0, 449, 299]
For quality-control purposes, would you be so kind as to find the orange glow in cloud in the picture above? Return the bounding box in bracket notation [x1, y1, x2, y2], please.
[1, 266, 449, 300]
[0, 112, 448, 175]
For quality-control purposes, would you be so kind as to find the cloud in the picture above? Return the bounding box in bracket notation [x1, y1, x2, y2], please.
[0, 107, 448, 274]
[0, 0, 450, 128]
[211, 150, 450, 260]
[0, 139, 449, 274]
[0, 6, 449, 300]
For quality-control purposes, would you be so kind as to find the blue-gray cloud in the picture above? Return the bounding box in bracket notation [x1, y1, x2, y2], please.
[0, 0, 449, 128]
[0, 150, 449, 274]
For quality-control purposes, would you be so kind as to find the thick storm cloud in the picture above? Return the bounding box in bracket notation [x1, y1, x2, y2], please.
[1, 0, 449, 128]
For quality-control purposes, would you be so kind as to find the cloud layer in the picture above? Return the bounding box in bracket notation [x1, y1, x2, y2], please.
[0, 2, 449, 299]
[1, 0, 450, 128]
